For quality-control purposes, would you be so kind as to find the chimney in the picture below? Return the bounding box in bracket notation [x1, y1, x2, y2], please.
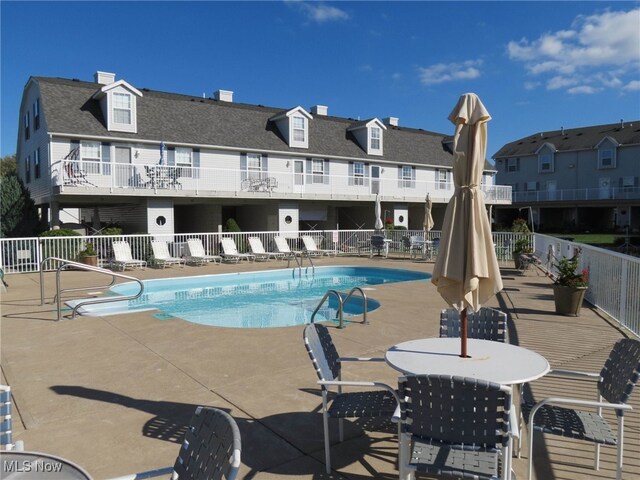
[383, 117, 399, 127]
[94, 71, 116, 85]
[311, 105, 328, 116]
[214, 90, 234, 102]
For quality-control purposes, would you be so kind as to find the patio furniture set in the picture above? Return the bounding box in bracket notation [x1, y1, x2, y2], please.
[303, 309, 640, 480]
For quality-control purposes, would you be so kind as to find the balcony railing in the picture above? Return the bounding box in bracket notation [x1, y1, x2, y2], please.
[513, 186, 640, 203]
[54, 160, 512, 203]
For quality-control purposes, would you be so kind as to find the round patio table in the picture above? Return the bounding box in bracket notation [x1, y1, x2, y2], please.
[385, 337, 549, 385]
[0, 451, 92, 479]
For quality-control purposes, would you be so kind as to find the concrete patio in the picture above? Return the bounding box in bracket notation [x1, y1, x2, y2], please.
[1, 256, 638, 479]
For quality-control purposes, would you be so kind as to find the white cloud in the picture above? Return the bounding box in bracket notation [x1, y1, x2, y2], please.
[289, 1, 349, 23]
[392, 72, 402, 81]
[524, 81, 541, 90]
[507, 8, 640, 94]
[418, 59, 483, 86]
[624, 80, 640, 91]
[567, 85, 599, 95]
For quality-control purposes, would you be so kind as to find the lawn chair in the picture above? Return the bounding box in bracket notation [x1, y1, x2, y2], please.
[524, 338, 640, 480]
[439, 307, 508, 342]
[248, 237, 285, 261]
[1, 385, 24, 451]
[186, 239, 221, 265]
[151, 241, 185, 269]
[301, 236, 336, 257]
[108, 406, 241, 480]
[398, 374, 517, 480]
[112, 241, 147, 271]
[273, 236, 302, 258]
[370, 235, 387, 258]
[303, 323, 398, 474]
[220, 238, 255, 263]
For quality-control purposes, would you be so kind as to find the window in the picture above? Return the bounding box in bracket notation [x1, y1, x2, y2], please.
[539, 154, 552, 172]
[622, 176, 635, 192]
[33, 98, 40, 130]
[436, 169, 448, 190]
[176, 147, 193, 177]
[246, 153, 262, 179]
[112, 92, 132, 125]
[25, 156, 31, 183]
[526, 181, 537, 191]
[370, 127, 381, 151]
[24, 112, 30, 141]
[507, 158, 519, 172]
[81, 141, 101, 174]
[312, 158, 324, 184]
[353, 162, 365, 186]
[292, 116, 305, 143]
[599, 149, 614, 168]
[34, 148, 40, 179]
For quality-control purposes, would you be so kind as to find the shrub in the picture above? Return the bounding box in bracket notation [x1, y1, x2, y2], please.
[511, 218, 531, 233]
[100, 227, 122, 236]
[224, 218, 241, 232]
[78, 242, 97, 257]
[554, 254, 589, 288]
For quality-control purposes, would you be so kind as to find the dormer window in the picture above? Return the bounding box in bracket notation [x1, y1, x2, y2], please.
[370, 127, 381, 152]
[599, 149, 613, 168]
[112, 92, 132, 125]
[269, 107, 312, 149]
[347, 118, 386, 155]
[536, 143, 555, 173]
[596, 136, 618, 169]
[539, 154, 552, 172]
[92, 79, 142, 134]
[293, 116, 306, 143]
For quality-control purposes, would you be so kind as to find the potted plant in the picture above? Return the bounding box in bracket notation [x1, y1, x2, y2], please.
[552, 254, 589, 316]
[78, 242, 98, 267]
[512, 237, 532, 269]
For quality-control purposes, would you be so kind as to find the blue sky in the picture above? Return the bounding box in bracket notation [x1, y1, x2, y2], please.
[1, 1, 639, 160]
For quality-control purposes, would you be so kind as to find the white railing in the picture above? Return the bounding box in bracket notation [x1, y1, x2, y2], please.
[513, 186, 640, 203]
[54, 160, 512, 203]
[533, 233, 640, 338]
[4, 230, 637, 336]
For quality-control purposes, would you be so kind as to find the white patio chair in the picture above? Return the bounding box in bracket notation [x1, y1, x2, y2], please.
[273, 236, 303, 258]
[150, 240, 185, 269]
[303, 323, 398, 474]
[398, 374, 517, 480]
[220, 238, 255, 263]
[112, 241, 147, 271]
[439, 307, 508, 342]
[301, 236, 336, 257]
[108, 406, 241, 480]
[1, 385, 24, 451]
[186, 239, 221, 265]
[524, 338, 640, 480]
[248, 237, 285, 261]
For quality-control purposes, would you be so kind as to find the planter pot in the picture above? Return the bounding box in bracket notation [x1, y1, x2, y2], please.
[513, 252, 527, 269]
[552, 285, 587, 316]
[79, 255, 98, 267]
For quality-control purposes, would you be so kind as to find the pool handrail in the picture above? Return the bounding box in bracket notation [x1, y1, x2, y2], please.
[289, 250, 315, 277]
[39, 257, 144, 321]
[342, 287, 369, 326]
[311, 290, 344, 327]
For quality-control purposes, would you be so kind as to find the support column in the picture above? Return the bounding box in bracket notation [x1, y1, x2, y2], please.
[50, 202, 61, 229]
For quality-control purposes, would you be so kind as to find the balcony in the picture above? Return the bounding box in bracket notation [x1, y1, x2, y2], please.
[513, 186, 640, 204]
[55, 159, 513, 204]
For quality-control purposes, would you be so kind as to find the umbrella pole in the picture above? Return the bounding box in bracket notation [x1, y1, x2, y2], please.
[460, 309, 468, 358]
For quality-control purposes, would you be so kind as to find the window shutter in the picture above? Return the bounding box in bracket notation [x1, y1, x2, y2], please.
[324, 159, 330, 185]
[348, 162, 354, 186]
[306, 158, 312, 183]
[364, 163, 370, 187]
[398, 165, 403, 188]
[193, 148, 200, 179]
[101, 143, 111, 175]
[262, 154, 269, 180]
[167, 147, 175, 166]
[411, 167, 416, 188]
[240, 153, 247, 182]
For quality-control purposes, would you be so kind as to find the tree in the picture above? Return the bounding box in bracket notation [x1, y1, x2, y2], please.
[0, 154, 42, 237]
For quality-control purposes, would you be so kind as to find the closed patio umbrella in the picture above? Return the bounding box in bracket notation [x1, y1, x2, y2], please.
[374, 193, 384, 231]
[431, 93, 503, 357]
[159, 141, 165, 165]
[423, 194, 434, 232]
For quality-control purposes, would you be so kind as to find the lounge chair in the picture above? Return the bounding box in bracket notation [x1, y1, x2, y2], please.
[439, 307, 508, 342]
[112, 241, 147, 271]
[301, 235, 336, 257]
[303, 323, 398, 474]
[1, 385, 24, 451]
[150, 240, 185, 269]
[107, 406, 241, 480]
[186, 239, 221, 265]
[220, 238, 255, 263]
[369, 235, 387, 258]
[248, 237, 285, 261]
[273, 236, 303, 258]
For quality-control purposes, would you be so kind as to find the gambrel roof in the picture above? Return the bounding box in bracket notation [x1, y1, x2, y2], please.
[34, 76, 495, 170]
[494, 121, 640, 159]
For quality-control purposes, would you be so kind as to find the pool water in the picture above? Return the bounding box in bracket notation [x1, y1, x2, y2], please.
[70, 266, 429, 328]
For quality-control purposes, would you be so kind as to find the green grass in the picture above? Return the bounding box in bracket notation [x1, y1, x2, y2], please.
[546, 233, 624, 245]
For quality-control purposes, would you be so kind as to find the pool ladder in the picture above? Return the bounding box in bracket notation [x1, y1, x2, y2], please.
[288, 250, 315, 277]
[310, 287, 368, 329]
[39, 256, 144, 321]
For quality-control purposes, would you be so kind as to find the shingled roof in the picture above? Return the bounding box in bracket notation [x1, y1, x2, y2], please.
[493, 121, 640, 159]
[34, 76, 495, 170]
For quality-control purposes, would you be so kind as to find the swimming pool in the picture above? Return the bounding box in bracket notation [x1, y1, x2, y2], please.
[69, 266, 429, 328]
